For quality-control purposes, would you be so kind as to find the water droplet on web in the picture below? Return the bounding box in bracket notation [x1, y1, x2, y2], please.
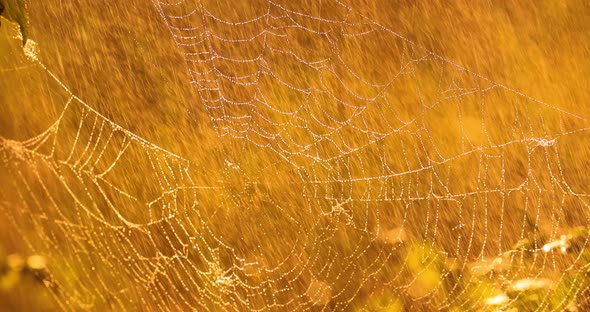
[26, 255, 47, 270]
[23, 40, 39, 61]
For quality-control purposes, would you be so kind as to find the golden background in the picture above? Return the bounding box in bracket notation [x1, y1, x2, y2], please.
[1, 0, 590, 310]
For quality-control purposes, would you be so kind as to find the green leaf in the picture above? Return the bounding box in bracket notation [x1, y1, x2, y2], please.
[0, 0, 29, 45]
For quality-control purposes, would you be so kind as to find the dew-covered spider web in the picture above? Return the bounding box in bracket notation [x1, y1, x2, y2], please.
[1, 0, 590, 311]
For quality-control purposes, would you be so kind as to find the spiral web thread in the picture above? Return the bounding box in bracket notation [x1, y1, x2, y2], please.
[1, 0, 590, 310]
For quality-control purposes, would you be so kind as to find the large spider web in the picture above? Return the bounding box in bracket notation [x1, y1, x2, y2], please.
[1, 0, 590, 310]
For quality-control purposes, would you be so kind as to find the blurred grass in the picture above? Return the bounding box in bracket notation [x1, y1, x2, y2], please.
[0, 0, 590, 311]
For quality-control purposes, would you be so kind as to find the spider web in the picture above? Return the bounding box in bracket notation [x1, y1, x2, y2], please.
[1, 0, 590, 310]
